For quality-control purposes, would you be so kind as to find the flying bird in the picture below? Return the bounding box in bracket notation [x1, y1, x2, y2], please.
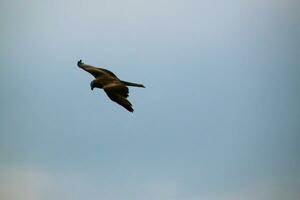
[77, 60, 145, 112]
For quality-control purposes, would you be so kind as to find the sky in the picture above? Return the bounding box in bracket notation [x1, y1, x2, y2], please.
[0, 0, 300, 199]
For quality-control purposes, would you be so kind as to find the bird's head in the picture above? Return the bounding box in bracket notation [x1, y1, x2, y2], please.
[77, 60, 83, 67]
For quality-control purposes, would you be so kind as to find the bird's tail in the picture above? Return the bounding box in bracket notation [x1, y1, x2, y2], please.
[121, 81, 145, 88]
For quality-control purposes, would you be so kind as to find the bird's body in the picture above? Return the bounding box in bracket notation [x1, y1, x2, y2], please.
[77, 60, 144, 112]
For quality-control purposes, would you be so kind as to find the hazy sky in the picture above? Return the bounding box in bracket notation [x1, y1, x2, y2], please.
[1, 0, 299, 200]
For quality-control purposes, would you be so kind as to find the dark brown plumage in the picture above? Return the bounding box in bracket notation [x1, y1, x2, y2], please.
[77, 60, 145, 112]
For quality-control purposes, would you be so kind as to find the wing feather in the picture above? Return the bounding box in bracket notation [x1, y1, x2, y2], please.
[80, 64, 117, 78]
[104, 84, 133, 112]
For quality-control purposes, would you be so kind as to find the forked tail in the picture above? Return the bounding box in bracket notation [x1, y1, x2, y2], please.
[122, 80, 145, 88]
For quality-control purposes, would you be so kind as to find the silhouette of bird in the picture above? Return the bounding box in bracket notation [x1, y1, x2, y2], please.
[77, 60, 145, 112]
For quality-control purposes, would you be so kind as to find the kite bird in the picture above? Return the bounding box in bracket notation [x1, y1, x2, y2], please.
[77, 60, 145, 112]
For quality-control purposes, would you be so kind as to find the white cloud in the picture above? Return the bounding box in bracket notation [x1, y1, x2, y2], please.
[0, 167, 50, 200]
[0, 166, 299, 200]
[184, 180, 300, 200]
[0, 166, 182, 200]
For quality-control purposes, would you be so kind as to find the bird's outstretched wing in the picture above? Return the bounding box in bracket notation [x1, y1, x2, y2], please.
[83, 66, 118, 78]
[95, 67, 117, 78]
[78, 61, 117, 78]
[103, 83, 133, 112]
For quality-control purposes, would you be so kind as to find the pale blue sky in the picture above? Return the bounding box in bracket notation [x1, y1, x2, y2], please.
[1, 0, 299, 200]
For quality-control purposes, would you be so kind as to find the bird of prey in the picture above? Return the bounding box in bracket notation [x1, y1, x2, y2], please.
[77, 60, 145, 112]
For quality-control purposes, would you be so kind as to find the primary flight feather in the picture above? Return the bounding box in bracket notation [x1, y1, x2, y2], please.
[77, 60, 145, 112]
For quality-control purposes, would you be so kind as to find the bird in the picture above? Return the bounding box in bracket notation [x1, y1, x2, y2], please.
[77, 60, 145, 112]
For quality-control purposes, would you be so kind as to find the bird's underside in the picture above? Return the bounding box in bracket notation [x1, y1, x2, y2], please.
[77, 60, 145, 112]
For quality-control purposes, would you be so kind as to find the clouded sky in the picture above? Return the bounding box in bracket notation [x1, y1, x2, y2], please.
[1, 0, 299, 200]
